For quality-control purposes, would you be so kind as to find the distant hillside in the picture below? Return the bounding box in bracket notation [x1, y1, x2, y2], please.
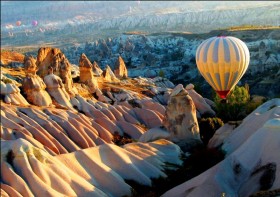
[1, 2, 280, 48]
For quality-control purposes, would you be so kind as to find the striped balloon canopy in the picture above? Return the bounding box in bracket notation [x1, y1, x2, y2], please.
[196, 36, 250, 99]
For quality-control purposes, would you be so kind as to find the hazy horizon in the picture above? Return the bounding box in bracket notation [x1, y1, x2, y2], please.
[2, 1, 279, 28]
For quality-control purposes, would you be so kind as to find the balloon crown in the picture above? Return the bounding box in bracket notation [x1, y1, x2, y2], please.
[217, 35, 227, 38]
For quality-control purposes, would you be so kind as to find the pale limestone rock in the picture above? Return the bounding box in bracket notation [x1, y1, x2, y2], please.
[0, 78, 29, 106]
[116, 121, 145, 139]
[139, 99, 166, 117]
[105, 90, 117, 102]
[114, 56, 128, 78]
[163, 84, 201, 148]
[133, 108, 163, 129]
[36, 47, 76, 97]
[95, 88, 111, 103]
[163, 100, 280, 197]
[70, 97, 82, 111]
[36, 47, 62, 77]
[139, 127, 171, 143]
[22, 56, 52, 107]
[44, 69, 73, 109]
[92, 61, 103, 76]
[103, 65, 119, 82]
[1, 137, 183, 196]
[207, 123, 236, 148]
[60, 58, 77, 97]
[185, 84, 215, 116]
[79, 53, 93, 82]
[79, 53, 99, 93]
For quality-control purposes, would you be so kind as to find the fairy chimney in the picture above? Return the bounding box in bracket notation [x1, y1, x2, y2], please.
[114, 56, 128, 78]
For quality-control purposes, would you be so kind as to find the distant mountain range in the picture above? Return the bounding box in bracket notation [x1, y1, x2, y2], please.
[1, 1, 280, 34]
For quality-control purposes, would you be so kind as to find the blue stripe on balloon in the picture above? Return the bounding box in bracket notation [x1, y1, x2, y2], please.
[232, 71, 239, 86]
[212, 38, 220, 63]
[215, 73, 222, 90]
[203, 37, 216, 63]
[224, 72, 230, 89]
[223, 39, 230, 63]
[228, 39, 240, 62]
[196, 44, 203, 61]
[206, 72, 218, 90]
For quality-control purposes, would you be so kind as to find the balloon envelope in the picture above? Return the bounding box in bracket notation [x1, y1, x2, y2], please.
[16, 21, 21, 26]
[32, 20, 38, 26]
[196, 36, 250, 99]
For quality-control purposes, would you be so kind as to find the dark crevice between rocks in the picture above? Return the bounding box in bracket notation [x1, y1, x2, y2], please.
[6, 150, 15, 169]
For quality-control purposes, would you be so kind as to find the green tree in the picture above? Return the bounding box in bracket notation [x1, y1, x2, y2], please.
[158, 69, 165, 78]
[214, 85, 250, 122]
[199, 117, 224, 145]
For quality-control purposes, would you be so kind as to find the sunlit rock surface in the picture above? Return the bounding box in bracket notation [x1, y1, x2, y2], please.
[1, 74, 29, 106]
[139, 127, 171, 143]
[36, 47, 76, 97]
[185, 83, 215, 117]
[163, 84, 201, 148]
[1, 138, 183, 197]
[92, 61, 103, 76]
[163, 99, 280, 197]
[114, 56, 128, 78]
[102, 65, 119, 82]
[44, 68, 73, 109]
[22, 56, 52, 107]
[79, 53, 99, 93]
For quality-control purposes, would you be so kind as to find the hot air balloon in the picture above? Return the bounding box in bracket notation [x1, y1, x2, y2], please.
[16, 21, 21, 26]
[32, 20, 38, 26]
[196, 36, 250, 99]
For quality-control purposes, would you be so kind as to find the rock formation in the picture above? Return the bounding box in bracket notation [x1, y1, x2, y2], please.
[79, 53, 94, 82]
[0, 74, 29, 106]
[114, 56, 128, 78]
[1, 138, 182, 197]
[36, 47, 76, 97]
[22, 56, 52, 107]
[92, 61, 103, 76]
[103, 65, 119, 82]
[163, 99, 280, 197]
[44, 67, 73, 109]
[36, 47, 62, 77]
[185, 84, 215, 117]
[79, 53, 99, 93]
[59, 57, 77, 97]
[163, 84, 201, 149]
[139, 127, 171, 143]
